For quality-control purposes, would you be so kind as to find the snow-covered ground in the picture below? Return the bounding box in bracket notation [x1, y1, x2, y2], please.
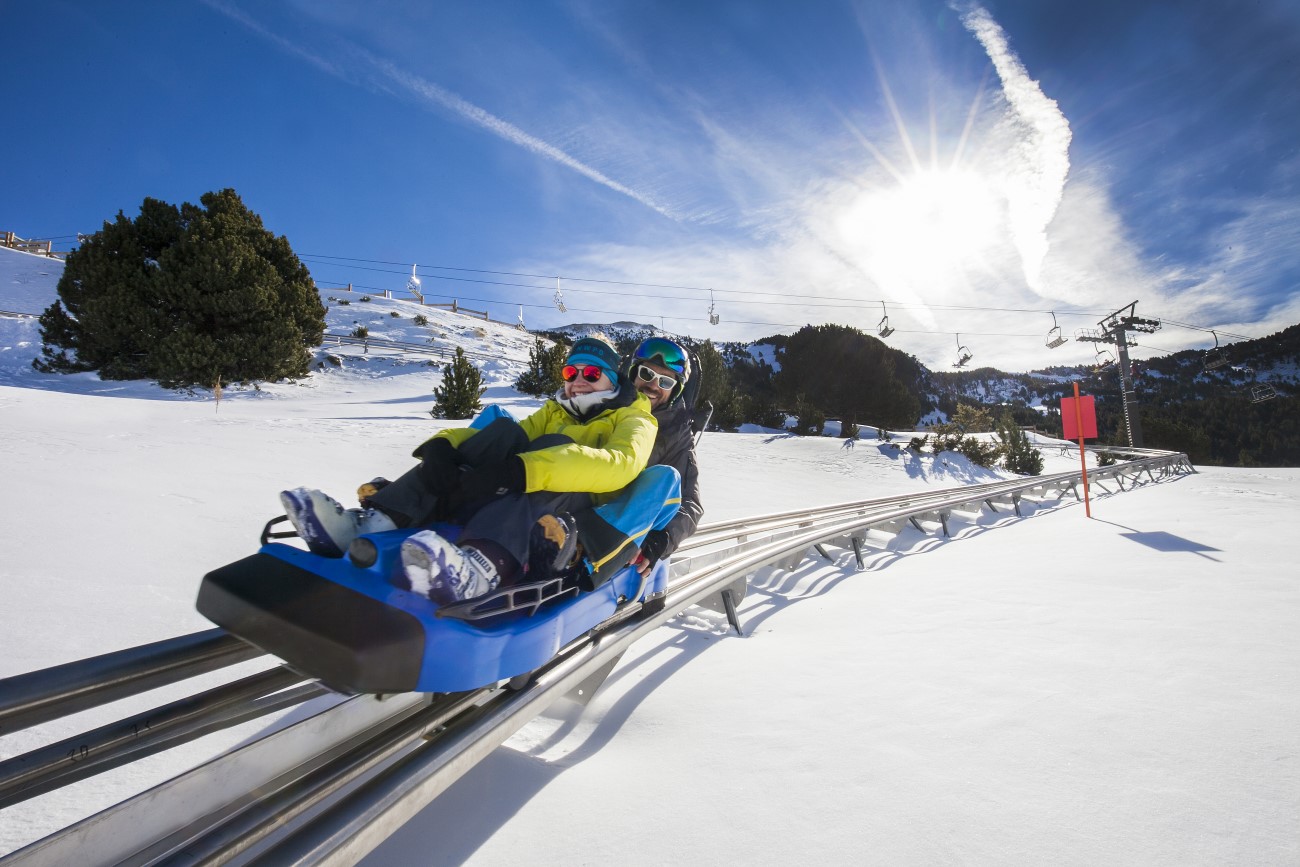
[1, 246, 1297, 864]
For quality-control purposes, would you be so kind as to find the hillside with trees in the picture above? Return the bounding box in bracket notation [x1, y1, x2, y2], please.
[546, 317, 1296, 466]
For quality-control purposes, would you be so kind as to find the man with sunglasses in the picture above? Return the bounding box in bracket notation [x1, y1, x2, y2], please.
[279, 335, 682, 605]
[625, 337, 704, 579]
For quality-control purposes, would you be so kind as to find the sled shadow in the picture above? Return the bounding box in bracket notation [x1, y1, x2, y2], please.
[1093, 519, 1222, 561]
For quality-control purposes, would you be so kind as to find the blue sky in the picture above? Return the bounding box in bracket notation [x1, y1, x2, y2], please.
[3, 0, 1298, 372]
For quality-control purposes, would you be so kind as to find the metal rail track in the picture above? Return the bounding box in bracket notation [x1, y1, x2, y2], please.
[322, 333, 501, 365]
[0, 450, 1194, 865]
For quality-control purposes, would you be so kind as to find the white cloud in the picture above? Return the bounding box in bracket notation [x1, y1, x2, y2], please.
[959, 4, 1073, 295]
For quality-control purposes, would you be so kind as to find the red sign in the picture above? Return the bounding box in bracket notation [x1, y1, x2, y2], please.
[1061, 395, 1097, 440]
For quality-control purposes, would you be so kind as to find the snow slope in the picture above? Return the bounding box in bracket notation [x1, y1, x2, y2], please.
[1, 246, 1297, 865]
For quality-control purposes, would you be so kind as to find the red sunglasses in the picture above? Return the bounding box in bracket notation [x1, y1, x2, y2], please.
[562, 364, 605, 383]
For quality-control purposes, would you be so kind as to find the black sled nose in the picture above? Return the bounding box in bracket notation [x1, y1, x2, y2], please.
[197, 551, 425, 694]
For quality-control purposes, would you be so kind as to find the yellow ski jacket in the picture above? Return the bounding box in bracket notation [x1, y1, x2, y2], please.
[429, 391, 658, 499]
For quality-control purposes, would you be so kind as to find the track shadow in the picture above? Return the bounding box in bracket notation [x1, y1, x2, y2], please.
[360, 745, 563, 865]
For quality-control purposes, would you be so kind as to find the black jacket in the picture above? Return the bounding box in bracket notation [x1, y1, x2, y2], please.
[648, 400, 703, 556]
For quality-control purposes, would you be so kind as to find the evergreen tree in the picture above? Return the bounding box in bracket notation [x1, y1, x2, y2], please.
[694, 340, 744, 430]
[775, 324, 921, 430]
[433, 346, 486, 419]
[514, 336, 566, 396]
[997, 412, 1044, 475]
[34, 189, 325, 388]
[792, 393, 825, 435]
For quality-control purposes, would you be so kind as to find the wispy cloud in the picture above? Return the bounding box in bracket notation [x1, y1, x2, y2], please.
[959, 3, 1072, 294]
[198, 0, 343, 80]
[200, 1, 676, 220]
[362, 57, 678, 220]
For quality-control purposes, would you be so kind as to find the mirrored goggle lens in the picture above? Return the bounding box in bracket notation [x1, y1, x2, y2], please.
[635, 364, 678, 390]
[633, 338, 686, 374]
[562, 364, 604, 383]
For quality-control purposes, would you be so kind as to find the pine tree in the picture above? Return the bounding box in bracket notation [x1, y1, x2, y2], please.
[775, 324, 921, 430]
[33, 189, 325, 388]
[433, 346, 486, 419]
[514, 336, 566, 396]
[694, 340, 744, 430]
[997, 412, 1044, 475]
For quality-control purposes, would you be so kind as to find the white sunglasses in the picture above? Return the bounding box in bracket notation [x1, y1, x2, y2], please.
[635, 364, 678, 390]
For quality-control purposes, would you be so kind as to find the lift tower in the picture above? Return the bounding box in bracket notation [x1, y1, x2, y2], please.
[1073, 301, 1161, 447]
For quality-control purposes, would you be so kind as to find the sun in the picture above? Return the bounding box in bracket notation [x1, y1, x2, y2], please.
[836, 167, 1005, 290]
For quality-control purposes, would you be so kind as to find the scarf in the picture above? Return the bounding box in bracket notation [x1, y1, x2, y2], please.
[556, 384, 620, 422]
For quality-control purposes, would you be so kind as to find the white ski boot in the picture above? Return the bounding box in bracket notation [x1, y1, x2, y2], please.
[279, 487, 397, 557]
[401, 529, 502, 605]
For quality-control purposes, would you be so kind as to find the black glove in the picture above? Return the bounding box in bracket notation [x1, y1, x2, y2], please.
[356, 477, 391, 507]
[637, 529, 671, 567]
[414, 437, 466, 498]
[444, 456, 526, 517]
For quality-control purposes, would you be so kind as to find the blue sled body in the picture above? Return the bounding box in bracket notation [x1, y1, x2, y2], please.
[196, 526, 667, 695]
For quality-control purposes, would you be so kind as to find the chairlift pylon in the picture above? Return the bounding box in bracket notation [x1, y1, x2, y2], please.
[953, 333, 972, 368]
[1203, 330, 1229, 370]
[877, 301, 895, 338]
[707, 289, 720, 325]
[1045, 312, 1066, 349]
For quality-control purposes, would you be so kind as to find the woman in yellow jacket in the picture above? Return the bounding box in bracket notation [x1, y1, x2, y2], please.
[280, 336, 682, 605]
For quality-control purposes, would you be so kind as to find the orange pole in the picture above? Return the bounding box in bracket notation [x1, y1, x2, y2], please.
[1074, 381, 1092, 518]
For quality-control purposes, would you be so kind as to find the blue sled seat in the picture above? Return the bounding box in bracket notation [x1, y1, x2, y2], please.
[196, 527, 667, 695]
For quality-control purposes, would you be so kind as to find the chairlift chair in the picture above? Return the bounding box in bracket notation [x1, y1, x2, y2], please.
[877, 301, 895, 338]
[1095, 348, 1115, 369]
[1203, 330, 1229, 370]
[953, 333, 972, 368]
[1045, 312, 1066, 349]
[707, 289, 720, 325]
[553, 277, 567, 313]
[1251, 383, 1277, 403]
[406, 263, 423, 302]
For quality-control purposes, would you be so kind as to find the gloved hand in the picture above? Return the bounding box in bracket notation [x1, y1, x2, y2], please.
[443, 456, 526, 518]
[637, 529, 670, 567]
[414, 437, 466, 498]
[356, 477, 391, 507]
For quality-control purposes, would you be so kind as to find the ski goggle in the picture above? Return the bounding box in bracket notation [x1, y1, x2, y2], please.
[635, 364, 678, 391]
[562, 364, 606, 383]
[633, 337, 687, 375]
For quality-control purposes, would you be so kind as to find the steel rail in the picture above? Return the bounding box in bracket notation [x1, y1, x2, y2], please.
[0, 631, 263, 737]
[179, 452, 1196, 864]
[0, 667, 322, 810]
[0, 452, 1190, 743]
[322, 333, 500, 364]
[143, 691, 494, 867]
[0, 451, 1192, 865]
[0, 476, 1064, 735]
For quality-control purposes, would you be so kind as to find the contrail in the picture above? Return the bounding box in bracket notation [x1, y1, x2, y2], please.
[198, 0, 343, 79]
[960, 4, 1072, 293]
[200, 1, 676, 220]
[367, 58, 676, 219]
